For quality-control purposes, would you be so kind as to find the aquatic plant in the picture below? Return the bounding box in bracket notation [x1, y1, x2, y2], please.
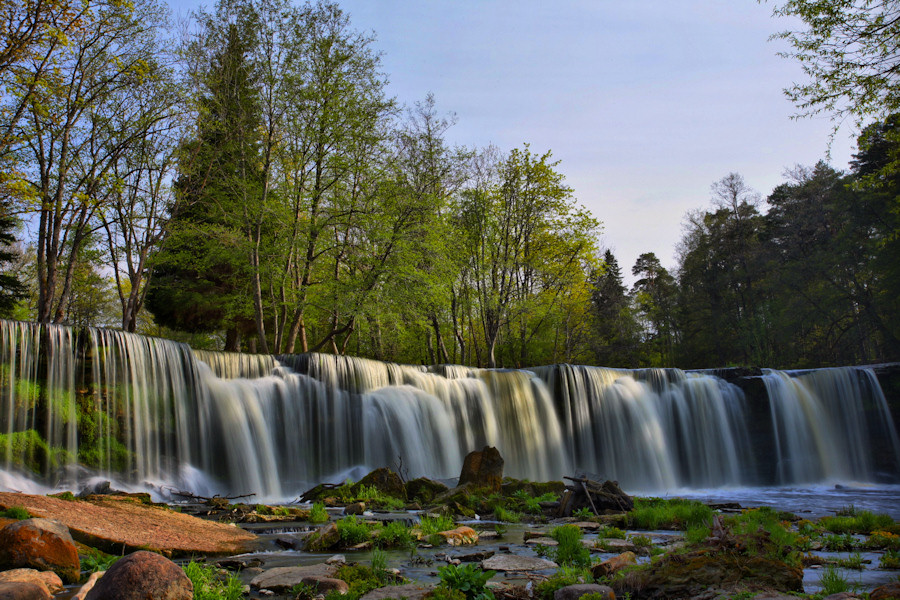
[818, 565, 850, 595]
[375, 520, 414, 549]
[309, 502, 329, 523]
[534, 566, 593, 600]
[436, 563, 495, 600]
[548, 524, 591, 568]
[820, 510, 895, 535]
[183, 561, 243, 600]
[337, 515, 376, 545]
[627, 497, 713, 530]
[419, 514, 455, 536]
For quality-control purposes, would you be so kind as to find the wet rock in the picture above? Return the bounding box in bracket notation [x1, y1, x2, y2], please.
[591, 538, 635, 552]
[250, 564, 337, 592]
[553, 584, 615, 600]
[591, 551, 637, 578]
[405, 478, 448, 504]
[301, 576, 349, 595]
[453, 550, 494, 562]
[324, 555, 346, 566]
[305, 522, 340, 551]
[0, 582, 50, 600]
[344, 502, 366, 515]
[0, 569, 63, 595]
[822, 593, 861, 600]
[438, 526, 478, 546]
[523, 530, 546, 541]
[216, 557, 263, 570]
[359, 583, 433, 600]
[354, 468, 406, 500]
[613, 551, 803, 599]
[275, 536, 301, 550]
[525, 537, 557, 546]
[84, 551, 192, 600]
[480, 555, 557, 572]
[458, 447, 504, 492]
[871, 583, 900, 600]
[0, 518, 80, 583]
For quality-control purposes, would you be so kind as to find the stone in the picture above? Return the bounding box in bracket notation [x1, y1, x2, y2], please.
[0, 518, 80, 583]
[250, 564, 338, 592]
[359, 583, 433, 600]
[84, 551, 192, 600]
[591, 538, 636, 552]
[453, 550, 494, 562]
[354, 468, 406, 500]
[0, 582, 50, 600]
[480, 555, 557, 572]
[525, 537, 557, 546]
[324, 555, 346, 565]
[613, 550, 803, 599]
[591, 551, 637, 578]
[438, 526, 478, 546]
[405, 478, 448, 503]
[556, 478, 633, 517]
[305, 522, 341, 551]
[0, 569, 63, 594]
[553, 584, 615, 600]
[871, 583, 900, 600]
[822, 594, 861, 600]
[301, 576, 350, 595]
[458, 447, 504, 492]
[344, 502, 366, 515]
[216, 557, 263, 570]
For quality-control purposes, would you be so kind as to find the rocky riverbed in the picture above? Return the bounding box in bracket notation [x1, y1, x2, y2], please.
[1, 448, 899, 600]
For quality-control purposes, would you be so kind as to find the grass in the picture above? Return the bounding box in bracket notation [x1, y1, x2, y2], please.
[309, 502, 329, 523]
[820, 510, 896, 535]
[375, 520, 414, 549]
[823, 533, 857, 552]
[879, 548, 900, 569]
[597, 526, 627, 539]
[183, 561, 244, 600]
[0, 506, 30, 520]
[818, 565, 851, 595]
[419, 514, 455, 536]
[494, 505, 521, 523]
[548, 524, 591, 568]
[834, 552, 866, 570]
[627, 497, 713, 530]
[437, 563, 496, 600]
[336, 515, 376, 546]
[534, 566, 593, 600]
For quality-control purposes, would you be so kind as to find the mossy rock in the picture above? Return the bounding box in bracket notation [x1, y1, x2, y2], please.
[406, 478, 449, 504]
[305, 522, 341, 552]
[613, 549, 803, 599]
[500, 478, 565, 497]
[352, 468, 406, 500]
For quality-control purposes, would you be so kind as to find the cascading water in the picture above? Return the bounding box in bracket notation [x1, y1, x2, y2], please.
[0, 319, 898, 501]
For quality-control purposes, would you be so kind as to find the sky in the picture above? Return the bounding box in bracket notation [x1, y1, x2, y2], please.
[167, 0, 858, 284]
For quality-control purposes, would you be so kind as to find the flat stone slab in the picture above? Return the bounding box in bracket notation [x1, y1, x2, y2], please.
[525, 537, 557, 546]
[250, 564, 338, 592]
[0, 492, 256, 556]
[481, 555, 557, 572]
[360, 583, 433, 600]
[590, 538, 635, 551]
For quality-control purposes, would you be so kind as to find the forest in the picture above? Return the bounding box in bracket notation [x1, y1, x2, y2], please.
[0, 0, 898, 369]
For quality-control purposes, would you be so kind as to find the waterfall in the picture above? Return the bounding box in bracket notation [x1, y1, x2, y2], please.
[1, 320, 898, 500]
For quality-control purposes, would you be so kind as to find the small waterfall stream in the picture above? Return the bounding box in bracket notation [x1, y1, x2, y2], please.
[0, 320, 898, 500]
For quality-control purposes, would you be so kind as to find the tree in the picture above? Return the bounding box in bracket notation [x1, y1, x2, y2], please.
[590, 249, 640, 367]
[632, 252, 677, 366]
[0, 210, 25, 316]
[767, 0, 900, 126]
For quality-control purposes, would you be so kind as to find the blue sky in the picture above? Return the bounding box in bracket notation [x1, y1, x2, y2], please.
[167, 0, 857, 282]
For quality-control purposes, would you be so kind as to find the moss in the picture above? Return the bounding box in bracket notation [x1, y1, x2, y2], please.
[0, 429, 53, 474]
[406, 477, 449, 503]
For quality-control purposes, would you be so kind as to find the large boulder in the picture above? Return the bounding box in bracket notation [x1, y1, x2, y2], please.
[480, 555, 557, 572]
[305, 522, 341, 552]
[0, 570, 63, 595]
[613, 550, 803, 599]
[250, 564, 338, 593]
[557, 477, 633, 516]
[871, 582, 900, 600]
[554, 584, 615, 600]
[0, 582, 50, 600]
[354, 468, 406, 500]
[405, 478, 448, 504]
[458, 447, 504, 492]
[84, 551, 192, 600]
[0, 518, 80, 583]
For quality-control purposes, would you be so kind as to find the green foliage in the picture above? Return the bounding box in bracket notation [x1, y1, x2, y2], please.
[598, 526, 626, 540]
[183, 561, 244, 600]
[818, 565, 850, 595]
[375, 521, 414, 550]
[627, 497, 713, 531]
[823, 533, 857, 552]
[336, 515, 377, 546]
[511, 489, 557, 514]
[80, 553, 119, 574]
[629, 534, 652, 548]
[834, 552, 865, 570]
[333, 564, 389, 600]
[436, 563, 495, 600]
[820, 510, 895, 534]
[572, 507, 594, 520]
[880, 548, 900, 569]
[419, 515, 455, 536]
[546, 525, 591, 568]
[0, 506, 30, 520]
[684, 526, 711, 546]
[493, 505, 520, 523]
[866, 531, 900, 550]
[0, 430, 63, 474]
[309, 502, 329, 523]
[534, 566, 593, 600]
[427, 587, 467, 600]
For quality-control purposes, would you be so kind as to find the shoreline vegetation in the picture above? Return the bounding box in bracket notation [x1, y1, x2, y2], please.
[1, 450, 899, 599]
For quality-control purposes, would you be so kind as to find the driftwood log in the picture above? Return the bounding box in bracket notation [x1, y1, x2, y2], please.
[556, 475, 634, 517]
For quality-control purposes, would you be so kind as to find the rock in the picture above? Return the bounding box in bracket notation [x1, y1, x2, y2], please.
[354, 468, 406, 500]
[591, 538, 636, 552]
[871, 583, 900, 600]
[822, 594, 861, 600]
[0, 582, 50, 600]
[0, 492, 255, 556]
[84, 551, 192, 600]
[553, 584, 615, 600]
[572, 521, 601, 531]
[216, 557, 263, 570]
[344, 502, 366, 515]
[71, 571, 103, 600]
[458, 447, 504, 492]
[453, 550, 494, 562]
[305, 522, 341, 551]
[613, 550, 803, 598]
[301, 576, 349, 595]
[359, 583, 433, 600]
[0, 518, 80, 583]
[405, 478, 448, 503]
[250, 564, 338, 592]
[275, 536, 302, 550]
[324, 555, 346, 566]
[523, 530, 545, 541]
[438, 526, 478, 546]
[525, 537, 557, 546]
[480, 555, 557, 572]
[0, 570, 63, 594]
[591, 551, 637, 578]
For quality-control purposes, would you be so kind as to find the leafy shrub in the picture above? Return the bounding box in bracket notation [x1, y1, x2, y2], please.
[879, 548, 900, 569]
[823, 533, 856, 552]
[548, 524, 591, 568]
[426, 587, 467, 600]
[598, 526, 626, 539]
[183, 561, 243, 600]
[0, 506, 30, 520]
[332, 564, 384, 600]
[630, 534, 652, 548]
[80, 552, 118, 573]
[534, 566, 592, 600]
[420, 515, 455, 536]
[437, 563, 495, 600]
[572, 507, 594, 519]
[337, 515, 375, 545]
[309, 502, 329, 523]
[375, 521, 414, 549]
